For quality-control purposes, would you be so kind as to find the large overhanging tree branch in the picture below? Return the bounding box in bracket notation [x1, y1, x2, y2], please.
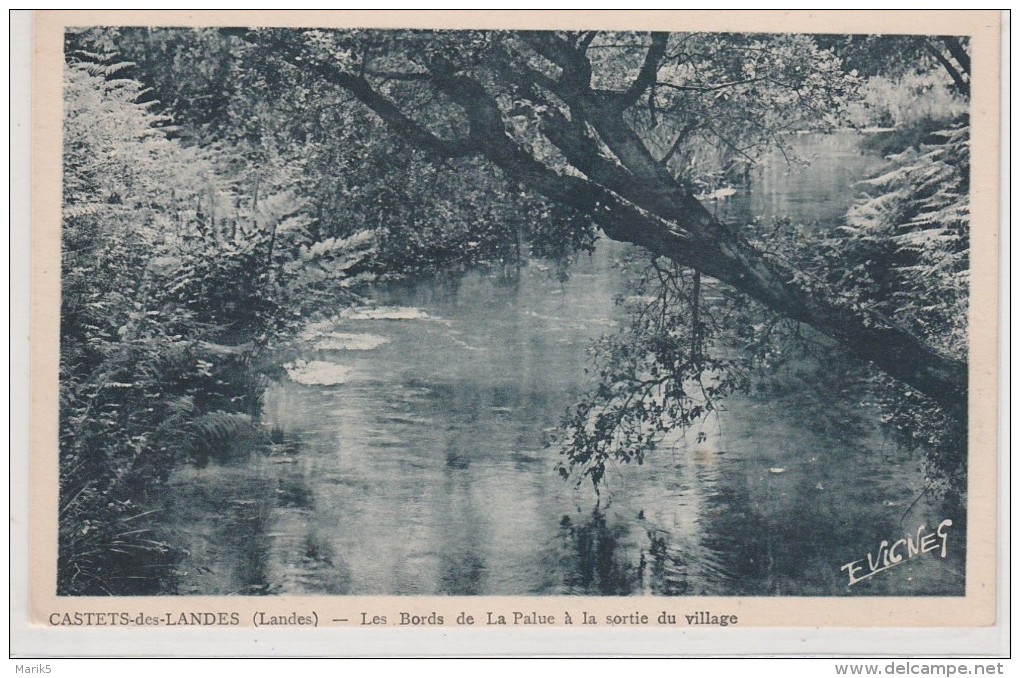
[515, 34, 966, 418]
[247, 29, 968, 423]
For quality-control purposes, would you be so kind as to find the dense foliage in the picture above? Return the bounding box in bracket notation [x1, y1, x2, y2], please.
[830, 122, 970, 482]
[58, 54, 372, 593]
[559, 118, 970, 492]
[58, 27, 971, 594]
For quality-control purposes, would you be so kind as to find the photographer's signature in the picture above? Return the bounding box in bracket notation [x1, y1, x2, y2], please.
[841, 519, 952, 586]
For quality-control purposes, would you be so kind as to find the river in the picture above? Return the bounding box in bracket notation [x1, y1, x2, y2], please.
[166, 131, 965, 597]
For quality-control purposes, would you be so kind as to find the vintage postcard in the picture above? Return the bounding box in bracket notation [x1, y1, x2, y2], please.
[14, 9, 1005, 656]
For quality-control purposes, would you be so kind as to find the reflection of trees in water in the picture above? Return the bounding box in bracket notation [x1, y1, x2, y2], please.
[643, 530, 691, 595]
[225, 497, 275, 595]
[557, 380, 967, 598]
[161, 465, 280, 595]
[557, 510, 720, 596]
[559, 510, 635, 595]
[700, 453, 967, 596]
[439, 552, 486, 595]
[438, 440, 487, 595]
[162, 429, 358, 596]
[639, 517, 735, 596]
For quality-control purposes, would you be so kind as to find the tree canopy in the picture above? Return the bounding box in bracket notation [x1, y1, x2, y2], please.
[218, 29, 967, 418]
[59, 26, 971, 592]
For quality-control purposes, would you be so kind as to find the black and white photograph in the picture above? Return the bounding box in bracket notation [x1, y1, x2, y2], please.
[22, 12, 1002, 643]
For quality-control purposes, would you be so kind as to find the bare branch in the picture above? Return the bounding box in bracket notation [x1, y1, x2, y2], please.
[618, 32, 669, 110]
[576, 31, 598, 51]
[655, 77, 763, 94]
[658, 121, 699, 168]
[362, 69, 431, 81]
[521, 32, 593, 91]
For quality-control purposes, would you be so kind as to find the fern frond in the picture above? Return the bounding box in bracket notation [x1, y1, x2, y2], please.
[191, 410, 253, 442]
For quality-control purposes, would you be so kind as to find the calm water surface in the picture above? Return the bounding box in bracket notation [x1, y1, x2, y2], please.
[711, 130, 888, 227]
[170, 132, 965, 597]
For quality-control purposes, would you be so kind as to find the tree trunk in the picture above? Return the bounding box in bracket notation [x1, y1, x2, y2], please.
[250, 30, 968, 423]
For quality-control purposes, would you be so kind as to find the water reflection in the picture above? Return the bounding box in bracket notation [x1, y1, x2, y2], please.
[712, 131, 888, 228]
[558, 510, 635, 596]
[165, 132, 964, 597]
